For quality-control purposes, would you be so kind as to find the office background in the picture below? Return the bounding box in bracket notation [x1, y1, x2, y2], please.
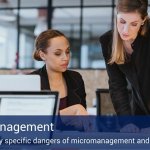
[0, 0, 118, 69]
[0, 0, 150, 69]
[0, 0, 150, 112]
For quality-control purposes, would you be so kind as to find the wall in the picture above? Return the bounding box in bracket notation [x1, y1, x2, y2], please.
[76, 69, 109, 107]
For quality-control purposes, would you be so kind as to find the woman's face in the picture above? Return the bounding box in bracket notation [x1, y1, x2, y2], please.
[117, 12, 144, 41]
[41, 36, 70, 72]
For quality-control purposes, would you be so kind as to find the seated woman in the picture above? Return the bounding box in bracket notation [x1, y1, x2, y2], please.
[30, 29, 88, 119]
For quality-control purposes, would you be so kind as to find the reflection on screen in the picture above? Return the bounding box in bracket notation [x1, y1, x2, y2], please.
[0, 95, 55, 115]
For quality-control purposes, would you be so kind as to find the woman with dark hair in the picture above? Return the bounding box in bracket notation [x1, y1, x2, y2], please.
[99, 0, 150, 115]
[31, 29, 87, 117]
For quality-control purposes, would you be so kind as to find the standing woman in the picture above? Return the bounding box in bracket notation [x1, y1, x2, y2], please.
[31, 29, 87, 116]
[99, 0, 150, 115]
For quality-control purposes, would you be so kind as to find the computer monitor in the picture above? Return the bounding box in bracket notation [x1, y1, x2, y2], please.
[0, 91, 59, 115]
[0, 75, 41, 91]
[0, 91, 59, 145]
[96, 88, 131, 115]
[96, 89, 116, 115]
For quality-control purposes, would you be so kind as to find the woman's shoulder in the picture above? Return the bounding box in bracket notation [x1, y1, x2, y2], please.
[30, 68, 41, 75]
[146, 19, 150, 37]
[99, 30, 113, 59]
[63, 70, 84, 86]
[99, 30, 113, 44]
[65, 70, 82, 78]
[30, 69, 39, 75]
[29, 65, 46, 76]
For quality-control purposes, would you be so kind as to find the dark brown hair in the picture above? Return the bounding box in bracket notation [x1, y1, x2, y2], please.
[33, 29, 68, 61]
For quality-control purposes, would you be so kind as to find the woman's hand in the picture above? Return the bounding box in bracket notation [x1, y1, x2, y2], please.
[59, 104, 96, 131]
[140, 127, 150, 133]
[120, 123, 140, 133]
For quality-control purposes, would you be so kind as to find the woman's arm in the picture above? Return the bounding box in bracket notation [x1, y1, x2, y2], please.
[100, 33, 131, 115]
[59, 104, 95, 132]
[106, 63, 131, 115]
[77, 73, 87, 109]
[60, 104, 88, 116]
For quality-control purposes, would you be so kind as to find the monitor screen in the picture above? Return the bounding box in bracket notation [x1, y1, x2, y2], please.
[0, 91, 59, 144]
[0, 91, 59, 116]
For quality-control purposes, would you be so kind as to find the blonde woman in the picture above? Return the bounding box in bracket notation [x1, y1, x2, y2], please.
[100, 0, 150, 115]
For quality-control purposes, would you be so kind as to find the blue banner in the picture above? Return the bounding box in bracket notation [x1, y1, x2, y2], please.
[0, 116, 150, 149]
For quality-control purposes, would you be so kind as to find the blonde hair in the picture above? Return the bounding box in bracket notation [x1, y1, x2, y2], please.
[109, 0, 149, 64]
